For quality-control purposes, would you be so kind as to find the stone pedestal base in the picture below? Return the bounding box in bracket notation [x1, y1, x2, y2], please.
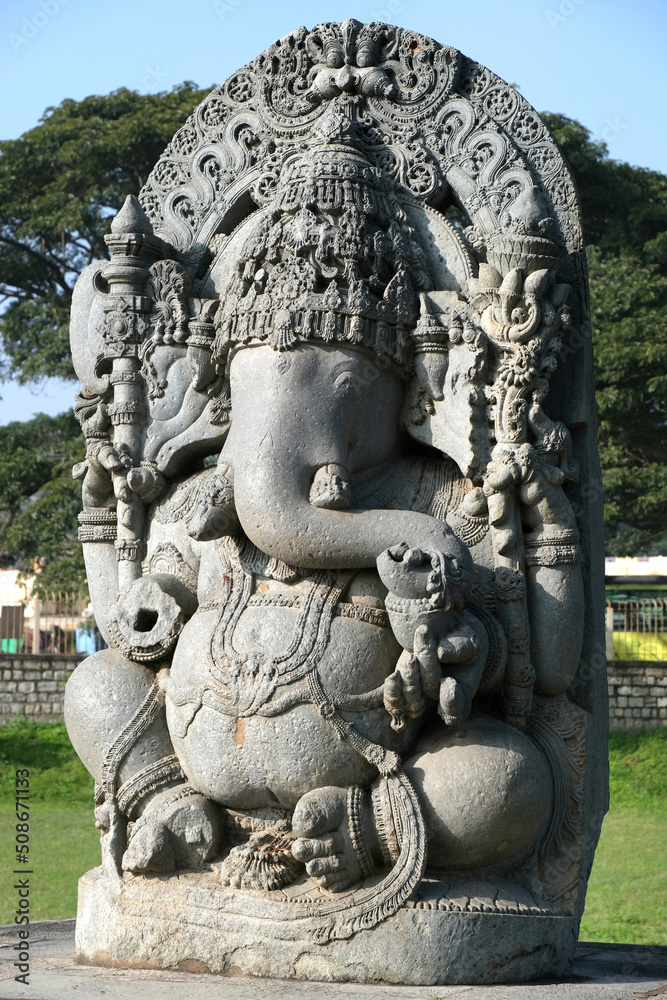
[76, 867, 577, 986]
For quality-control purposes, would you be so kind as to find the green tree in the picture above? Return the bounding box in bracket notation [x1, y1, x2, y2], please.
[0, 82, 208, 383]
[0, 84, 208, 590]
[0, 412, 85, 594]
[544, 114, 667, 555]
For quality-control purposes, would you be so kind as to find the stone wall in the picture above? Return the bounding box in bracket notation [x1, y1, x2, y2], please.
[1, 654, 666, 730]
[0, 654, 83, 722]
[607, 661, 667, 730]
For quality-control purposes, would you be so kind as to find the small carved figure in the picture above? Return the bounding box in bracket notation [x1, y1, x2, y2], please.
[64, 21, 605, 985]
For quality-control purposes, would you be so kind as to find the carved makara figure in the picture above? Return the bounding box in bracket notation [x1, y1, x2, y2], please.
[65, 21, 606, 986]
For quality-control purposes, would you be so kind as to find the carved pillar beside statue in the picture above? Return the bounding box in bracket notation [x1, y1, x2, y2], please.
[64, 20, 606, 986]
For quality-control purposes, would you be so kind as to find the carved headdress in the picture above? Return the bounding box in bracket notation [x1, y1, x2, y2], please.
[211, 107, 430, 374]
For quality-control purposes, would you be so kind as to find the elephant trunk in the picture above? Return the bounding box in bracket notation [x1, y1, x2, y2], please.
[232, 450, 467, 571]
[222, 343, 471, 571]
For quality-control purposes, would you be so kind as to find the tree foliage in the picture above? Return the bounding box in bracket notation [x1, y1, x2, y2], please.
[0, 83, 209, 382]
[0, 94, 665, 594]
[543, 114, 667, 554]
[0, 413, 85, 594]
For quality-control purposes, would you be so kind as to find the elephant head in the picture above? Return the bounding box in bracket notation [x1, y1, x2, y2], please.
[199, 133, 476, 574]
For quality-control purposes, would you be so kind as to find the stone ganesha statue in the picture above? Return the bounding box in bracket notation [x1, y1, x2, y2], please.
[64, 21, 606, 986]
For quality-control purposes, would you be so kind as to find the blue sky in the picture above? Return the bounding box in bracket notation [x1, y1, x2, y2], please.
[0, 0, 665, 423]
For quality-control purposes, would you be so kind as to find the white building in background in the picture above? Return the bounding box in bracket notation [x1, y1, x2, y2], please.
[605, 557, 667, 597]
[605, 556, 667, 580]
[0, 569, 31, 602]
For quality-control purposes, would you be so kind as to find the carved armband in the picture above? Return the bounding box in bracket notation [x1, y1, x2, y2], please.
[86, 437, 113, 462]
[347, 785, 376, 879]
[78, 508, 118, 543]
[370, 776, 401, 868]
[116, 754, 186, 820]
[524, 528, 581, 567]
[107, 400, 145, 426]
[115, 538, 147, 563]
[109, 369, 144, 387]
[448, 507, 490, 547]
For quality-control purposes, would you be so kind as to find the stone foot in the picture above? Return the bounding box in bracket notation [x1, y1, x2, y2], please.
[292, 785, 376, 892]
[122, 784, 220, 874]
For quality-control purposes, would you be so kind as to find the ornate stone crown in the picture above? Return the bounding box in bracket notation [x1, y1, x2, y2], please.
[212, 109, 430, 373]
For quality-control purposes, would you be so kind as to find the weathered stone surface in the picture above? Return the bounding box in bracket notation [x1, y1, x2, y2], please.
[76, 866, 576, 985]
[63, 19, 606, 986]
[1, 921, 667, 999]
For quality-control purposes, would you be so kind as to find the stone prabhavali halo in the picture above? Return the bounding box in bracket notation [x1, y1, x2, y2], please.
[65, 19, 605, 987]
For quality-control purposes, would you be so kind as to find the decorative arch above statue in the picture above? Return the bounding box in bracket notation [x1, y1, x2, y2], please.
[65, 21, 606, 986]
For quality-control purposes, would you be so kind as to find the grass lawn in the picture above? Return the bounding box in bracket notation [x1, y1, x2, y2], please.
[0, 803, 101, 922]
[579, 726, 667, 945]
[579, 807, 667, 944]
[0, 716, 666, 942]
[0, 715, 100, 924]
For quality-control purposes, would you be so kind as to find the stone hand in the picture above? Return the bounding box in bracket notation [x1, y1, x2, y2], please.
[384, 616, 488, 730]
[75, 440, 132, 509]
[383, 625, 441, 730]
[292, 787, 364, 892]
[486, 441, 576, 535]
[517, 450, 577, 534]
[436, 609, 489, 726]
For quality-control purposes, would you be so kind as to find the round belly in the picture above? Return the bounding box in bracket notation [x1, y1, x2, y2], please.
[165, 601, 409, 809]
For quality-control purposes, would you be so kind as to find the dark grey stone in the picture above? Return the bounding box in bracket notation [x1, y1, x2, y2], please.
[63, 19, 606, 985]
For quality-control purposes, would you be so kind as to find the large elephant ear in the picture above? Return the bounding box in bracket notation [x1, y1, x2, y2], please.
[402, 334, 488, 481]
[70, 260, 111, 395]
[400, 204, 488, 482]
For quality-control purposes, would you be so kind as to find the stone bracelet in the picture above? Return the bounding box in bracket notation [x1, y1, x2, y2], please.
[78, 508, 117, 542]
[524, 529, 581, 567]
[116, 755, 187, 820]
[347, 785, 376, 879]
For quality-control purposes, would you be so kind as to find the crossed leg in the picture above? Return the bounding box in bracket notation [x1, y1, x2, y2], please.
[292, 714, 552, 888]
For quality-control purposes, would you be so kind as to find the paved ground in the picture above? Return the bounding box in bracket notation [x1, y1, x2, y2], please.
[1, 920, 666, 1000]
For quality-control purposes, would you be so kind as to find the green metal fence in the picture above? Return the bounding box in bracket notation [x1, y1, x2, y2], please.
[606, 599, 667, 661]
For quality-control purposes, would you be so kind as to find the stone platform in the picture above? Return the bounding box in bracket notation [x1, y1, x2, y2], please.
[74, 865, 577, 985]
[1, 919, 666, 1000]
